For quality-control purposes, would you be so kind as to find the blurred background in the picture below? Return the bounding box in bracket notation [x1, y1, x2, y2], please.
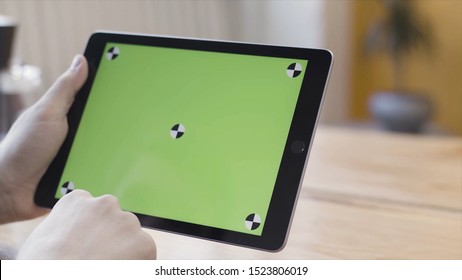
[0, 0, 461, 260]
[0, 0, 461, 135]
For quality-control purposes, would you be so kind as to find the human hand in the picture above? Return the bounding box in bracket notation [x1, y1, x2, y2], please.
[16, 189, 157, 259]
[0, 55, 88, 224]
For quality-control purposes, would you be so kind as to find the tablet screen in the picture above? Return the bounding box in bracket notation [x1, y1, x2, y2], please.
[55, 42, 307, 236]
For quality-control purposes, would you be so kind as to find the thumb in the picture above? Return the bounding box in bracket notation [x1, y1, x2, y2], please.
[40, 55, 88, 112]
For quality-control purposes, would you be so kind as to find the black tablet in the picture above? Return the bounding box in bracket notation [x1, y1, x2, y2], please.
[35, 32, 332, 251]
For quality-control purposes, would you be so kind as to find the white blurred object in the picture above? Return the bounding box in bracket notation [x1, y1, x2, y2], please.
[0, 63, 42, 137]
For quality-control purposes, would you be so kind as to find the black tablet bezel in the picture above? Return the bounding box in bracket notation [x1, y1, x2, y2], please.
[35, 32, 332, 251]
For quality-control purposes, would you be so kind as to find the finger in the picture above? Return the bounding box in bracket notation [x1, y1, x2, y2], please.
[59, 189, 92, 203]
[140, 231, 157, 260]
[40, 55, 89, 112]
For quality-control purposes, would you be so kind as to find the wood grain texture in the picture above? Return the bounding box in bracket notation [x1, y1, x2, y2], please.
[0, 126, 460, 259]
[306, 127, 462, 210]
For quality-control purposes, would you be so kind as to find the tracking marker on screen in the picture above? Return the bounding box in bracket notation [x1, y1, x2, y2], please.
[245, 213, 261, 230]
[170, 124, 186, 139]
[286, 62, 302, 78]
[61, 181, 75, 196]
[106, 46, 120, 61]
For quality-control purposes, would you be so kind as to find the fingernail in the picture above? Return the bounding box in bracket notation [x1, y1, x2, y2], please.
[70, 55, 82, 72]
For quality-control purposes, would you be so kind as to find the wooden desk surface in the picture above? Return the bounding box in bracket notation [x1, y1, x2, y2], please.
[1, 126, 461, 259]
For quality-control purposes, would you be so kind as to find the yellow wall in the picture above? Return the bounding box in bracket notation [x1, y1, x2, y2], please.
[351, 0, 462, 135]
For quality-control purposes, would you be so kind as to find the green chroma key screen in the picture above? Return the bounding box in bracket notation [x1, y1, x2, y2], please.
[56, 43, 308, 236]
